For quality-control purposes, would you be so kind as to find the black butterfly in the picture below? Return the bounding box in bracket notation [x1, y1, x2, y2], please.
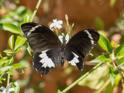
[21, 22, 99, 75]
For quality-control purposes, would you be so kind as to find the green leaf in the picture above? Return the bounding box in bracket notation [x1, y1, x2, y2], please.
[27, 44, 32, 55]
[14, 36, 26, 50]
[23, 15, 31, 23]
[109, 74, 115, 86]
[109, 67, 118, 75]
[3, 49, 14, 56]
[0, 57, 9, 66]
[78, 65, 109, 89]
[104, 83, 113, 93]
[0, 23, 22, 35]
[91, 55, 111, 63]
[98, 34, 112, 53]
[8, 57, 14, 64]
[114, 74, 121, 86]
[13, 60, 29, 69]
[0, 66, 12, 73]
[0, 57, 14, 66]
[109, 67, 119, 86]
[8, 35, 15, 49]
[115, 43, 124, 58]
[117, 57, 124, 65]
[95, 17, 104, 30]
[16, 6, 27, 15]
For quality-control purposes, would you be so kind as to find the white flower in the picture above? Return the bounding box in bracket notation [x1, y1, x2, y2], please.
[49, 19, 63, 30]
[0, 86, 14, 93]
[0, 82, 19, 93]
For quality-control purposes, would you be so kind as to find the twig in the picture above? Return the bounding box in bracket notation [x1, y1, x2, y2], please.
[30, 0, 42, 22]
[6, 73, 10, 87]
[61, 63, 103, 93]
[111, 51, 124, 93]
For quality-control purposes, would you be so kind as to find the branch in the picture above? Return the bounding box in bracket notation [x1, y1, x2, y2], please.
[30, 0, 42, 22]
[60, 63, 103, 93]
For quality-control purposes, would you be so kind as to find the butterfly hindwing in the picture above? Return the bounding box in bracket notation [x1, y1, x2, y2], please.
[64, 29, 99, 71]
[33, 48, 63, 74]
[21, 22, 62, 74]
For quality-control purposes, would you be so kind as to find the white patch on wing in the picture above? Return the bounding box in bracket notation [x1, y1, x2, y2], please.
[68, 52, 79, 66]
[84, 30, 94, 45]
[39, 49, 55, 68]
[27, 25, 41, 36]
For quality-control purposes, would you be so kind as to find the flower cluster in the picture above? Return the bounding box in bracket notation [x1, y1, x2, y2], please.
[49, 19, 71, 44]
[0, 82, 19, 93]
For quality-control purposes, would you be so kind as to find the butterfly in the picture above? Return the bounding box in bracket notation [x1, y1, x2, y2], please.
[21, 22, 99, 75]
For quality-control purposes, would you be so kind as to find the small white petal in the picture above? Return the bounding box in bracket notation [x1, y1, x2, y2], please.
[65, 34, 70, 43]
[58, 35, 64, 43]
[58, 20, 63, 24]
[49, 19, 63, 30]
[53, 19, 57, 22]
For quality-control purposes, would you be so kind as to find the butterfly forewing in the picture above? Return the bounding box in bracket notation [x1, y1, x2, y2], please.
[21, 22, 62, 74]
[64, 29, 99, 71]
[21, 22, 61, 52]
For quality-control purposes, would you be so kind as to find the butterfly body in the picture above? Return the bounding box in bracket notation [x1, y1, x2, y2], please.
[21, 22, 99, 75]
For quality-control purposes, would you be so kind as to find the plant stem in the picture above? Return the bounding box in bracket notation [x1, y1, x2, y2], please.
[6, 73, 10, 87]
[61, 63, 103, 93]
[111, 51, 124, 91]
[30, 0, 42, 22]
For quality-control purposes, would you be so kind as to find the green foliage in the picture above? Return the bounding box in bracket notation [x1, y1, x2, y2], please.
[0, 0, 4, 6]
[97, 33, 124, 87]
[14, 36, 26, 50]
[0, 6, 32, 23]
[0, 5, 33, 93]
[60, 33, 124, 93]
[78, 65, 109, 89]
[8, 35, 15, 50]
[98, 34, 112, 53]
[117, 57, 124, 65]
[115, 43, 124, 58]
[0, 23, 22, 35]
[91, 55, 111, 63]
